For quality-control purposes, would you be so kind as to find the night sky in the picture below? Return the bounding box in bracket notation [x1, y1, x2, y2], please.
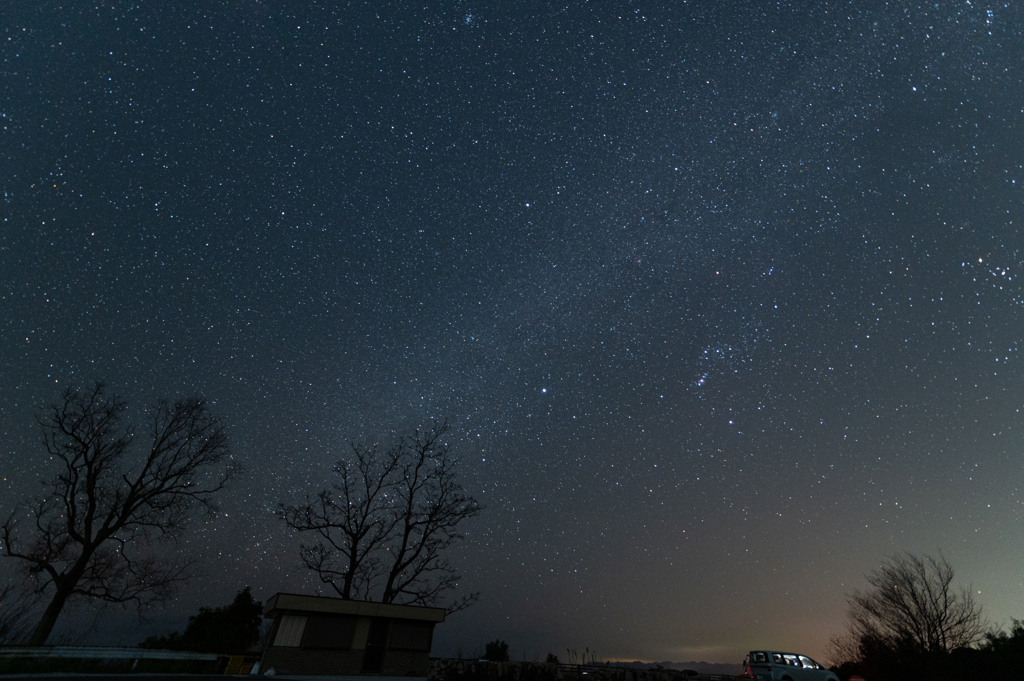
[2, 0, 1023, 666]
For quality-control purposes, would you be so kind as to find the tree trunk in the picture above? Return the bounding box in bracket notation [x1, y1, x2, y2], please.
[27, 582, 75, 646]
[341, 553, 354, 599]
[27, 553, 92, 646]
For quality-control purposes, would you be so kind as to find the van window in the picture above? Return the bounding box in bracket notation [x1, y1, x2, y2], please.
[751, 652, 768, 664]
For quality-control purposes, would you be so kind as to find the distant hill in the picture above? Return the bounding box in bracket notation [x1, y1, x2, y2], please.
[611, 660, 744, 677]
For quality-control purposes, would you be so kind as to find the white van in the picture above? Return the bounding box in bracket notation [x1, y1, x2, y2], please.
[743, 651, 839, 681]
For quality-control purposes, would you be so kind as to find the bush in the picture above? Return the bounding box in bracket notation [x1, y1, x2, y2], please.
[484, 640, 510, 662]
[140, 587, 263, 653]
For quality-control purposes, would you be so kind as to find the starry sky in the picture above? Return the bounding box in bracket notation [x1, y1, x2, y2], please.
[2, 0, 1023, 666]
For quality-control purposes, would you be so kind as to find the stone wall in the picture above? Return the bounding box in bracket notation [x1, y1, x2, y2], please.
[428, 660, 561, 681]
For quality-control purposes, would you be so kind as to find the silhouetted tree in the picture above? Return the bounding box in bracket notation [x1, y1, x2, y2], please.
[484, 639, 510, 662]
[279, 421, 481, 613]
[982, 618, 1024, 656]
[973, 619, 1024, 677]
[831, 552, 985, 681]
[140, 587, 263, 652]
[1, 383, 238, 645]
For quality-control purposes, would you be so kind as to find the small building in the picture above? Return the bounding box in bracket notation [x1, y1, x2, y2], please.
[261, 593, 445, 676]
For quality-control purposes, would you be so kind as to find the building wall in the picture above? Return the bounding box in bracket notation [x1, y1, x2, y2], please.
[261, 596, 440, 676]
[383, 649, 431, 677]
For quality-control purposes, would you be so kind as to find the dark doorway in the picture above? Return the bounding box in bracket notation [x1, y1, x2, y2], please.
[361, 618, 391, 673]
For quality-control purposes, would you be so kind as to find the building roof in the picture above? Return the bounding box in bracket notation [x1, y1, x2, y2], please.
[263, 593, 446, 623]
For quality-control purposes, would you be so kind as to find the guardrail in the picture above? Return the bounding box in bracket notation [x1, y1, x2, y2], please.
[555, 665, 743, 681]
[0, 646, 218, 661]
[0, 646, 228, 674]
[428, 659, 744, 681]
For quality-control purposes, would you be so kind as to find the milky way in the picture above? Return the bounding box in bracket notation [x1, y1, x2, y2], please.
[1, 0, 1022, 664]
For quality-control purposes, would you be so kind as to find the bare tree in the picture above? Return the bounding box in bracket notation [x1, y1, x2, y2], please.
[1, 383, 237, 646]
[841, 552, 985, 661]
[279, 421, 481, 613]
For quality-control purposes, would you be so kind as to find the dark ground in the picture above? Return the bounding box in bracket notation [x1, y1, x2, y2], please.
[0, 676, 422, 681]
